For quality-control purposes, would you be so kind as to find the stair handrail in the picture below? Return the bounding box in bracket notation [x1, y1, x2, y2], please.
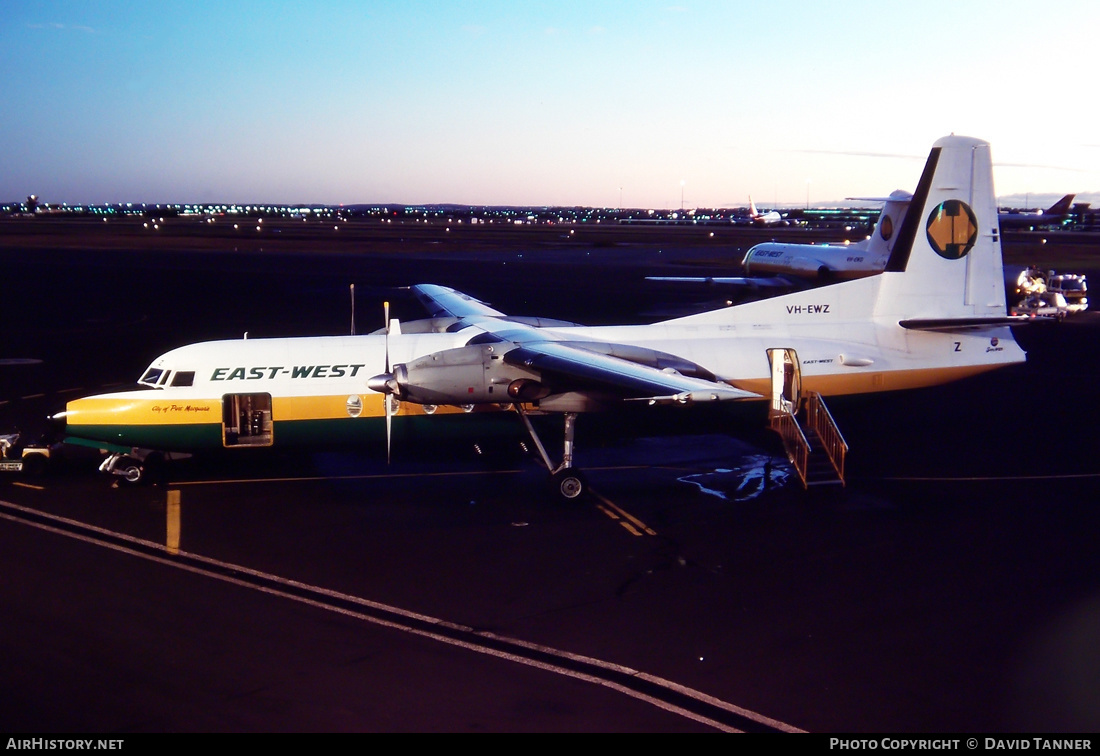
[768, 409, 810, 488]
[805, 392, 848, 484]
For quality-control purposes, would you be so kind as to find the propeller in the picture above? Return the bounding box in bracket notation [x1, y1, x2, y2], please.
[368, 300, 407, 463]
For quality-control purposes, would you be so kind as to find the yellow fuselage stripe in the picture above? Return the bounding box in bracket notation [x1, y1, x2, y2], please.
[64, 392, 511, 428]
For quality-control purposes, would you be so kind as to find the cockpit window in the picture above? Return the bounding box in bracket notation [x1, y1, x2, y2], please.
[140, 366, 196, 388]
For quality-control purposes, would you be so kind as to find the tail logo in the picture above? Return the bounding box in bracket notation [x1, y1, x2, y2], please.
[926, 200, 978, 260]
[880, 214, 894, 241]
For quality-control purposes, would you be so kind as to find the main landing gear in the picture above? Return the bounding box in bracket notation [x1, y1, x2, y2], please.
[514, 405, 587, 501]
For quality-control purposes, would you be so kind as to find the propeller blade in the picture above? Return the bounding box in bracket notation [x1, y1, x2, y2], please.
[385, 396, 392, 465]
[384, 300, 391, 373]
[384, 300, 392, 464]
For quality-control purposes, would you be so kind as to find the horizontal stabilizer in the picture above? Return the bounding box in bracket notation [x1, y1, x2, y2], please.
[645, 276, 794, 289]
[899, 316, 1034, 331]
[845, 191, 913, 203]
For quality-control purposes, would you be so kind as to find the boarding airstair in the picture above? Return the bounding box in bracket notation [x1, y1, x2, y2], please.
[768, 392, 847, 488]
[766, 349, 846, 488]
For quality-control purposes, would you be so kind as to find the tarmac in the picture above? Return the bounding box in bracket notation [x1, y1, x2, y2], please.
[1, 218, 1099, 733]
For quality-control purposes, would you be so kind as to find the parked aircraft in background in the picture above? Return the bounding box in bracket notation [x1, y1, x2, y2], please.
[745, 190, 914, 278]
[52, 135, 1028, 496]
[650, 190, 913, 293]
[652, 189, 1089, 322]
[998, 193, 1075, 230]
[745, 197, 788, 226]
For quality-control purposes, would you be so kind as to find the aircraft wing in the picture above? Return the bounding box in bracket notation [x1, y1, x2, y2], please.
[411, 283, 508, 319]
[410, 284, 584, 329]
[503, 340, 758, 403]
[391, 284, 759, 407]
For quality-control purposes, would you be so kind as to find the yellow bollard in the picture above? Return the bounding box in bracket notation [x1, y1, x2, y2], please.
[166, 489, 180, 555]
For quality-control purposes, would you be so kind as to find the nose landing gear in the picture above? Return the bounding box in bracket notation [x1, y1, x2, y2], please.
[100, 450, 171, 485]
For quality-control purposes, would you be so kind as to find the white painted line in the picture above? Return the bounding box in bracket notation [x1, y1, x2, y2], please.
[0, 497, 803, 733]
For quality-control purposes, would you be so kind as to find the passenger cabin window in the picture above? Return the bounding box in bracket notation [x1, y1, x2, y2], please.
[171, 371, 195, 387]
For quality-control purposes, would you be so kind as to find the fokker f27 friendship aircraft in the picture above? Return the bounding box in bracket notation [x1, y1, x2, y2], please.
[56, 135, 1028, 496]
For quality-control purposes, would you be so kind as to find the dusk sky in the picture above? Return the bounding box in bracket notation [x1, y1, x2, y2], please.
[3, 1, 1098, 209]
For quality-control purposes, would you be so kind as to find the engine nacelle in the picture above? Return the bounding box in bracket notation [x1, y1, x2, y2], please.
[392, 344, 543, 406]
[781, 256, 832, 277]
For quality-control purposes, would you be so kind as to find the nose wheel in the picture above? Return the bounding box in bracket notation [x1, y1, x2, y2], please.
[100, 450, 166, 486]
[101, 453, 146, 484]
[119, 460, 144, 484]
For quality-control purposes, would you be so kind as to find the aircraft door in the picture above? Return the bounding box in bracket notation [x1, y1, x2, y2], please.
[767, 348, 801, 415]
[223, 393, 274, 447]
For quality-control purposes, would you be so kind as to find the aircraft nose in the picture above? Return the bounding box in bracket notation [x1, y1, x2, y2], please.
[46, 410, 68, 435]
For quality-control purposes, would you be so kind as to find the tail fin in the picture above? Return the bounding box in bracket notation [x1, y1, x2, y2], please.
[875, 135, 1007, 321]
[854, 189, 913, 262]
[664, 135, 1016, 330]
[1046, 193, 1075, 215]
[749, 196, 759, 217]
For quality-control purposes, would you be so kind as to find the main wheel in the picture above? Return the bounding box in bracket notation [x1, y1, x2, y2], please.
[552, 469, 586, 501]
